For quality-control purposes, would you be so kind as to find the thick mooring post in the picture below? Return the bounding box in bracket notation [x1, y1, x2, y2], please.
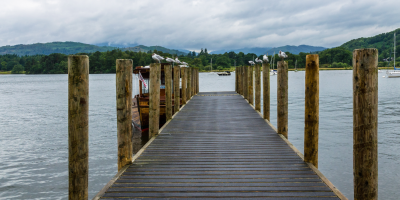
[304, 55, 319, 168]
[277, 61, 288, 138]
[192, 68, 195, 97]
[237, 67, 241, 94]
[149, 63, 161, 138]
[196, 69, 199, 94]
[165, 64, 173, 120]
[255, 64, 261, 112]
[181, 67, 187, 105]
[174, 65, 180, 113]
[244, 66, 248, 99]
[68, 55, 89, 200]
[262, 62, 270, 121]
[116, 59, 133, 171]
[235, 67, 238, 92]
[187, 67, 192, 100]
[353, 48, 378, 200]
[248, 65, 254, 105]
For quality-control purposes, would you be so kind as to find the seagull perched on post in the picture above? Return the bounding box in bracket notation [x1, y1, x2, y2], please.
[263, 54, 269, 63]
[248, 61, 255, 65]
[166, 57, 175, 63]
[278, 51, 287, 60]
[255, 57, 262, 64]
[182, 61, 188, 65]
[152, 53, 164, 63]
[175, 57, 181, 64]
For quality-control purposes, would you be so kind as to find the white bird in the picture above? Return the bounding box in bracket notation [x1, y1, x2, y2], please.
[263, 54, 269, 63]
[255, 57, 262, 63]
[278, 51, 288, 60]
[248, 61, 255, 65]
[165, 57, 175, 63]
[182, 61, 188, 65]
[152, 53, 164, 63]
[175, 57, 181, 64]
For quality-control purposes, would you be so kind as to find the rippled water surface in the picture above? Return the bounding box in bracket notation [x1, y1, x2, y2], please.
[0, 71, 399, 199]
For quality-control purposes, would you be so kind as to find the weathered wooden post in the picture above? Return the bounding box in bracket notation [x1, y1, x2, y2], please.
[235, 67, 238, 92]
[192, 68, 195, 97]
[237, 67, 241, 94]
[181, 67, 187, 105]
[255, 64, 261, 112]
[304, 55, 319, 168]
[262, 62, 270, 121]
[277, 61, 288, 138]
[68, 55, 89, 200]
[187, 67, 192, 100]
[174, 65, 180, 113]
[353, 48, 378, 200]
[197, 69, 199, 94]
[248, 65, 254, 105]
[116, 59, 133, 171]
[244, 66, 248, 99]
[149, 63, 161, 138]
[165, 64, 173, 120]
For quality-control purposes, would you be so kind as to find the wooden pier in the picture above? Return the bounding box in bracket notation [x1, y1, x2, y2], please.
[94, 91, 344, 199]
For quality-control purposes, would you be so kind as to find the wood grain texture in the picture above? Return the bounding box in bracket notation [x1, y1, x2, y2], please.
[235, 67, 238, 92]
[196, 69, 199, 94]
[248, 65, 254, 105]
[277, 61, 288, 138]
[192, 68, 195, 97]
[116, 59, 133, 171]
[244, 66, 248, 100]
[353, 49, 378, 200]
[165, 64, 172, 120]
[255, 64, 261, 112]
[181, 67, 187, 105]
[68, 55, 89, 200]
[262, 63, 270, 121]
[187, 67, 192, 100]
[149, 63, 160, 138]
[174, 65, 180, 113]
[304, 55, 319, 168]
[98, 92, 342, 199]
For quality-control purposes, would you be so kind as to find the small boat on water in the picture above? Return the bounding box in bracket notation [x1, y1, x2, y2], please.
[218, 71, 231, 76]
[386, 33, 400, 78]
[132, 64, 182, 138]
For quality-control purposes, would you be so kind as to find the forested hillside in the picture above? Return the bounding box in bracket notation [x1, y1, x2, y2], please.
[340, 28, 400, 61]
[0, 42, 187, 56]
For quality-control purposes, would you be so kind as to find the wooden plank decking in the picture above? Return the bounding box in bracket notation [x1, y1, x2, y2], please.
[97, 91, 342, 199]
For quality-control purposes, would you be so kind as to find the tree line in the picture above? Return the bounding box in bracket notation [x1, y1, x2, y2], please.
[0, 47, 362, 74]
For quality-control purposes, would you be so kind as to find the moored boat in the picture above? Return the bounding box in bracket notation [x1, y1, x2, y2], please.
[132, 64, 182, 138]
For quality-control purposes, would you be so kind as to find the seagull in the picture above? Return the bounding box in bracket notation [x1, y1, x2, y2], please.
[263, 54, 269, 63]
[278, 51, 287, 60]
[175, 57, 181, 64]
[165, 57, 175, 63]
[152, 53, 164, 63]
[182, 61, 188, 65]
[255, 57, 262, 63]
[248, 61, 255, 65]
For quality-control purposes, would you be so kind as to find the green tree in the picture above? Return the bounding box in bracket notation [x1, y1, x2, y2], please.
[11, 64, 24, 74]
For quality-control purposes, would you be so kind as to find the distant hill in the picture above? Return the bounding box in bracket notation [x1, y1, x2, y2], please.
[0, 42, 117, 56]
[211, 47, 272, 55]
[0, 42, 188, 56]
[339, 28, 399, 60]
[264, 45, 326, 55]
[124, 45, 187, 55]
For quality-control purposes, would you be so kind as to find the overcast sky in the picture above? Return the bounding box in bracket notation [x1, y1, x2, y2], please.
[1, 0, 399, 51]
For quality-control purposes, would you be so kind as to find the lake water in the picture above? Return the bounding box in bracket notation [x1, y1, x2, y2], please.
[0, 71, 399, 199]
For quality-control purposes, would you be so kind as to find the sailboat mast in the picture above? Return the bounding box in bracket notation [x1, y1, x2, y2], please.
[395, 33, 396, 68]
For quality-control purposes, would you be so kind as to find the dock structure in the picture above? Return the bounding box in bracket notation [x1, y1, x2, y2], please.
[94, 91, 344, 199]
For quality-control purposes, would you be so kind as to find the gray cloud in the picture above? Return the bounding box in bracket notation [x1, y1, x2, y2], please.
[1, 0, 399, 50]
